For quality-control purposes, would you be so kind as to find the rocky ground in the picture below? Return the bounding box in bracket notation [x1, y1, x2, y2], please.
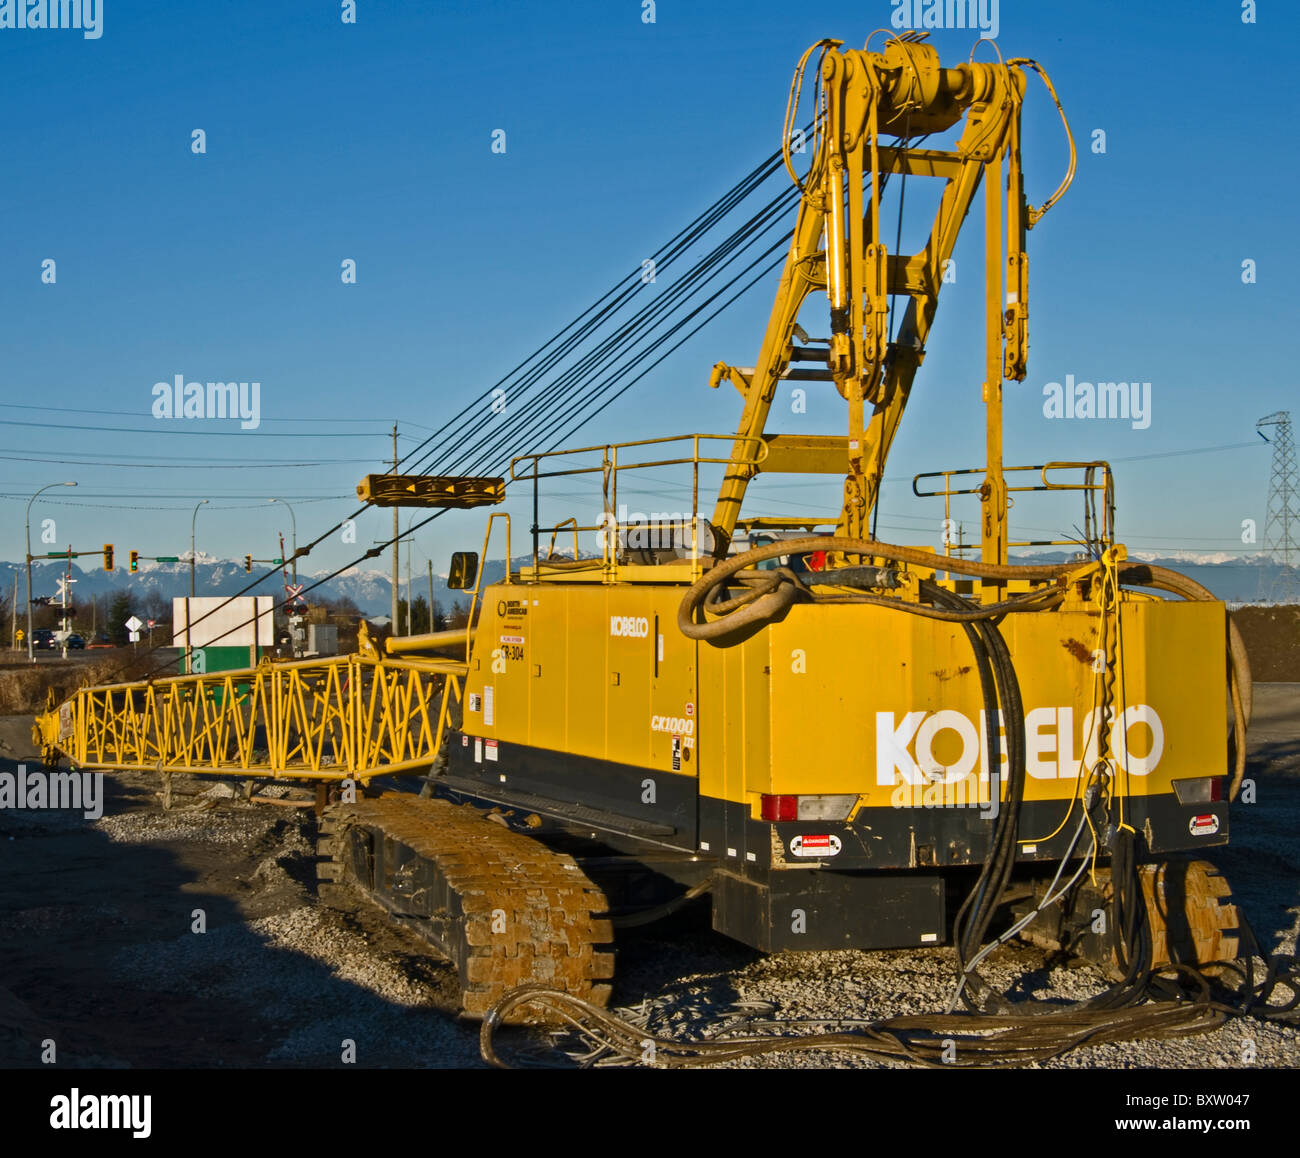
[0, 686, 1297, 1070]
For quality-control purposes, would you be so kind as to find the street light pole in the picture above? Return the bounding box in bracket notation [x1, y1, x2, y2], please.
[25, 481, 76, 662]
[187, 499, 208, 676]
[267, 498, 297, 584]
[190, 499, 209, 598]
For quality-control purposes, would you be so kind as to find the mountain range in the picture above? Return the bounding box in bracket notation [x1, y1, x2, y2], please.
[0, 550, 1294, 618]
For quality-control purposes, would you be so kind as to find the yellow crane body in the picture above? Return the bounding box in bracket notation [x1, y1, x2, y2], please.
[33, 34, 1249, 1009]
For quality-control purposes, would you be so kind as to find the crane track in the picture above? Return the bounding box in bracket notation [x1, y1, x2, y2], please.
[316, 791, 614, 1022]
[1018, 857, 1241, 977]
[1136, 859, 1240, 968]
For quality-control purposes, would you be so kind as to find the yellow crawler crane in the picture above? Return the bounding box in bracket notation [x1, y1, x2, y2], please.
[37, 35, 1251, 1023]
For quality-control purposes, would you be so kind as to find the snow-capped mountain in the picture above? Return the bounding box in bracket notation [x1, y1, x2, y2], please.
[1, 549, 1294, 614]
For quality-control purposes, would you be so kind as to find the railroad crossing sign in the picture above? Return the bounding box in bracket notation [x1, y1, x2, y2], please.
[124, 615, 143, 632]
[286, 584, 304, 599]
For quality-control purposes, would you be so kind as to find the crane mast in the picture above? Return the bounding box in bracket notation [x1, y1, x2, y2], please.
[710, 35, 1073, 579]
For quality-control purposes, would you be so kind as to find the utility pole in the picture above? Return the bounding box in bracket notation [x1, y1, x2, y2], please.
[404, 510, 419, 636]
[427, 559, 435, 632]
[10, 573, 16, 650]
[268, 498, 298, 585]
[391, 422, 400, 634]
[56, 553, 74, 660]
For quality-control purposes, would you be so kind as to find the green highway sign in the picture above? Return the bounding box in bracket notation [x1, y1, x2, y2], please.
[154, 556, 180, 562]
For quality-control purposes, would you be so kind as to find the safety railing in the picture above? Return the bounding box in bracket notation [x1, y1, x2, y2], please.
[510, 433, 769, 581]
[912, 461, 1114, 553]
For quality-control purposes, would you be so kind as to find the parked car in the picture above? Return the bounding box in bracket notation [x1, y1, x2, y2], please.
[31, 628, 56, 650]
[64, 633, 86, 650]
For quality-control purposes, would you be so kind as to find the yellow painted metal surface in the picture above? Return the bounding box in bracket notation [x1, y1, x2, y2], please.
[708, 595, 1226, 817]
[35, 654, 465, 782]
[462, 584, 698, 777]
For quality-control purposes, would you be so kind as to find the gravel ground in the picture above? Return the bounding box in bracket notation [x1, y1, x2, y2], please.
[0, 688, 1297, 1069]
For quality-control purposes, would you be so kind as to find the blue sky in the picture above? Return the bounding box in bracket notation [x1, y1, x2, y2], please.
[1, 0, 1295, 583]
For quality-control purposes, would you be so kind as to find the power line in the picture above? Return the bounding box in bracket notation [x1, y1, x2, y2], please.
[0, 400, 402, 424]
[0, 417, 408, 438]
[0, 452, 372, 468]
[0, 496, 344, 511]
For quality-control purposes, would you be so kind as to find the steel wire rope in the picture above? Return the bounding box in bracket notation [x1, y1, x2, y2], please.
[460, 217, 801, 474]
[444, 184, 802, 476]
[399, 135, 807, 476]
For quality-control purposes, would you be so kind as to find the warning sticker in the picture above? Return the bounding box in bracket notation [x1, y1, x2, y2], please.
[468, 693, 482, 713]
[474, 737, 483, 764]
[789, 834, 842, 858]
[1189, 813, 1220, 837]
[500, 634, 525, 645]
[484, 686, 495, 727]
[486, 739, 499, 762]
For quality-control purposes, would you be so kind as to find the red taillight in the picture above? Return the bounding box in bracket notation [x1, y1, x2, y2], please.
[1210, 778, 1223, 802]
[761, 794, 797, 822]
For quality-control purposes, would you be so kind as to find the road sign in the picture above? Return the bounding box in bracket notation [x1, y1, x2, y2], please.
[124, 615, 143, 632]
[155, 556, 180, 563]
[286, 584, 305, 598]
[129, 631, 141, 642]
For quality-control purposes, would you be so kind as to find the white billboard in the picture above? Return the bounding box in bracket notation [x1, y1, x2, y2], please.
[173, 596, 275, 648]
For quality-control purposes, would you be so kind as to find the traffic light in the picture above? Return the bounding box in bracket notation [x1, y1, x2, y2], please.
[103, 543, 113, 571]
[129, 550, 139, 573]
[244, 554, 252, 572]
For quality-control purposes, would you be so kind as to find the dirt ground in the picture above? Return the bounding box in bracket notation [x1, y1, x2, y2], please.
[1232, 605, 1300, 681]
[0, 680, 1297, 1070]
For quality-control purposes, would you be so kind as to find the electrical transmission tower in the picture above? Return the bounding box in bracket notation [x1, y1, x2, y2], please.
[1257, 410, 1300, 603]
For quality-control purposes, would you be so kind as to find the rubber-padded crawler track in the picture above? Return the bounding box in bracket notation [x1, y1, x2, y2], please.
[316, 792, 614, 1021]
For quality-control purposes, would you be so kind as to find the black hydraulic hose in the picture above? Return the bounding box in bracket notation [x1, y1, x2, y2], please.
[921, 583, 1007, 979]
[924, 582, 1028, 1008]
